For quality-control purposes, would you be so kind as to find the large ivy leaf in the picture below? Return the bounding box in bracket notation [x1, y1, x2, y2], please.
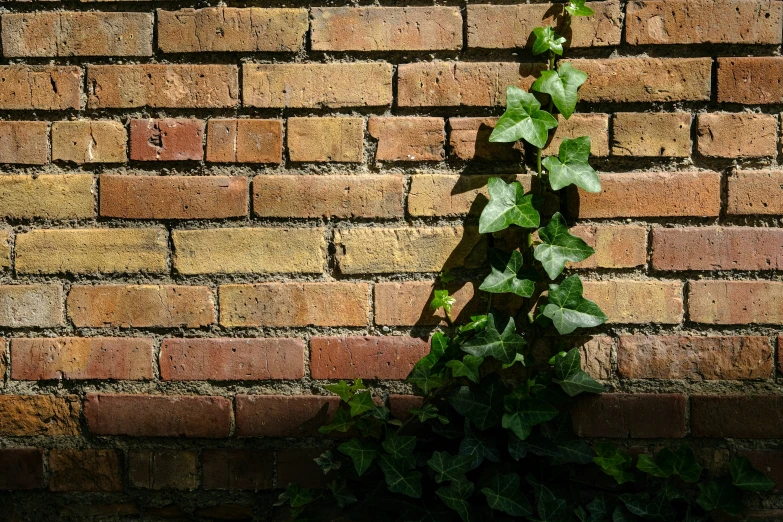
[447, 375, 505, 430]
[586, 495, 608, 522]
[489, 86, 558, 148]
[348, 391, 375, 417]
[328, 481, 358, 508]
[552, 439, 594, 465]
[319, 407, 355, 435]
[459, 419, 500, 468]
[275, 483, 314, 508]
[593, 443, 635, 485]
[528, 475, 568, 522]
[543, 275, 608, 335]
[480, 249, 536, 297]
[325, 380, 353, 402]
[552, 348, 604, 396]
[462, 314, 525, 364]
[382, 431, 417, 469]
[436, 478, 474, 522]
[478, 177, 541, 234]
[502, 388, 558, 440]
[532, 26, 566, 56]
[338, 439, 380, 476]
[619, 493, 676, 522]
[566, 0, 595, 16]
[531, 63, 587, 119]
[408, 366, 448, 395]
[542, 137, 600, 193]
[637, 445, 702, 483]
[534, 213, 594, 280]
[413, 332, 449, 372]
[428, 451, 475, 483]
[379, 454, 423, 498]
[481, 473, 532, 516]
[730, 456, 775, 492]
[447, 355, 484, 383]
[696, 478, 744, 516]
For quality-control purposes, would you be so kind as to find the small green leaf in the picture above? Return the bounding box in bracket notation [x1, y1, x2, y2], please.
[481, 473, 532, 516]
[275, 484, 314, 508]
[552, 439, 594, 465]
[501, 352, 525, 369]
[328, 481, 357, 508]
[318, 407, 355, 435]
[447, 375, 505, 430]
[379, 454, 423, 498]
[459, 419, 500, 468]
[407, 366, 448, 395]
[478, 177, 541, 234]
[447, 355, 484, 383]
[489, 87, 558, 148]
[502, 388, 558, 440]
[325, 381, 353, 402]
[593, 443, 635, 484]
[532, 26, 567, 56]
[410, 403, 448, 424]
[382, 431, 417, 469]
[637, 445, 702, 483]
[462, 313, 525, 364]
[428, 451, 475, 483]
[531, 63, 588, 119]
[543, 275, 608, 335]
[542, 136, 600, 192]
[528, 475, 569, 522]
[730, 456, 775, 492]
[439, 269, 456, 284]
[552, 348, 604, 396]
[480, 249, 535, 297]
[348, 391, 375, 417]
[586, 494, 608, 522]
[534, 213, 595, 280]
[696, 478, 744, 516]
[436, 478, 475, 522]
[338, 439, 379, 476]
[619, 492, 676, 521]
[313, 450, 341, 474]
[566, 0, 595, 16]
[431, 289, 456, 314]
[412, 332, 449, 373]
[458, 315, 488, 334]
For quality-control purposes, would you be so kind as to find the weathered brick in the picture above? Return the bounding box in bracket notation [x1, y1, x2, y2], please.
[11, 337, 154, 381]
[543, 113, 610, 157]
[398, 62, 545, 106]
[335, 226, 485, 274]
[533, 336, 614, 380]
[52, 121, 127, 163]
[287, 118, 364, 162]
[202, 450, 274, 490]
[100, 175, 247, 219]
[612, 113, 691, 157]
[160, 338, 305, 381]
[235, 395, 339, 437]
[740, 450, 783, 491]
[0, 449, 45, 490]
[310, 336, 430, 380]
[0, 65, 81, 110]
[130, 119, 204, 161]
[0, 284, 63, 328]
[389, 395, 425, 422]
[0, 121, 48, 164]
[618, 335, 773, 380]
[448, 118, 523, 161]
[369, 117, 445, 161]
[699, 113, 777, 157]
[568, 58, 712, 102]
[2, 12, 152, 57]
[569, 225, 647, 269]
[16, 228, 168, 275]
[0, 174, 93, 220]
[718, 57, 783, 104]
[219, 282, 370, 327]
[206, 119, 282, 164]
[68, 285, 214, 328]
[129, 450, 198, 490]
[244, 63, 392, 108]
[0, 228, 8, 271]
[312, 7, 461, 51]
[652, 227, 783, 270]
[50, 450, 123, 492]
[467, 1, 621, 48]
[84, 394, 231, 438]
[0, 395, 80, 436]
[253, 175, 404, 219]
[689, 280, 783, 324]
[173, 228, 326, 275]
[572, 394, 687, 438]
[626, 0, 783, 44]
[583, 280, 683, 324]
[691, 395, 783, 438]
[158, 8, 307, 52]
[88, 65, 238, 108]
[728, 170, 783, 215]
[568, 171, 721, 218]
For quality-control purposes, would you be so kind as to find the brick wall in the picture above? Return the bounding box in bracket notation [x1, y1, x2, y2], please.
[0, 0, 782, 519]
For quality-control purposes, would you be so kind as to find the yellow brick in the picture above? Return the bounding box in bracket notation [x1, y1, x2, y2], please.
[0, 174, 94, 219]
[0, 228, 10, 270]
[173, 228, 326, 275]
[583, 280, 683, 324]
[16, 228, 168, 275]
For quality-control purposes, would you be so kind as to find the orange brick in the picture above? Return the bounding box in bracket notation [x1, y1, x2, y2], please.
[689, 280, 783, 324]
[0, 65, 81, 110]
[310, 336, 429, 380]
[718, 57, 783, 104]
[0, 121, 48, 164]
[235, 395, 339, 437]
[697, 113, 777, 158]
[728, 170, 783, 215]
[612, 113, 691, 157]
[368, 117, 445, 161]
[205, 119, 282, 164]
[52, 121, 127, 163]
[652, 227, 783, 270]
[50, 450, 123, 492]
[448, 118, 522, 161]
[129, 119, 204, 161]
[287, 118, 363, 163]
[583, 280, 683, 324]
[569, 225, 647, 269]
[543, 113, 610, 157]
[0, 395, 80, 436]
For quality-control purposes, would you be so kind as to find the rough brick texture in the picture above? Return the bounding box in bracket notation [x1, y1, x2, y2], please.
[728, 170, 783, 214]
[0, 66, 81, 110]
[0, 174, 93, 220]
[612, 113, 691, 157]
[235, 395, 339, 437]
[717, 57, 783, 103]
[0, 121, 48, 164]
[0, 284, 63, 328]
[652, 227, 783, 270]
[49, 450, 123, 492]
[287, 118, 364, 162]
[691, 395, 783, 438]
[571, 394, 687, 438]
[368, 117, 445, 161]
[130, 119, 204, 161]
[697, 113, 778, 158]
[689, 281, 783, 324]
[310, 336, 430, 380]
[129, 450, 198, 490]
[206, 119, 282, 164]
[52, 121, 127, 163]
[0, 449, 45, 490]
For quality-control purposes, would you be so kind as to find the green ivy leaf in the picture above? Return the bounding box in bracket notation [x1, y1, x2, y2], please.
[412, 332, 450, 374]
[459, 419, 500, 468]
[436, 478, 474, 522]
[431, 289, 456, 314]
[338, 439, 379, 476]
[314, 450, 342, 474]
[586, 494, 608, 522]
[543, 275, 608, 335]
[447, 375, 505, 430]
[532, 26, 567, 56]
[552, 348, 604, 396]
[275, 484, 314, 508]
[325, 380, 354, 402]
[531, 62, 588, 119]
[552, 439, 594, 465]
[328, 480, 358, 508]
[379, 454, 423, 498]
[428, 451, 475, 483]
[730, 456, 775, 492]
[510, 434, 559, 459]
[502, 388, 558, 440]
[637, 445, 702, 483]
[382, 431, 417, 469]
[593, 443, 635, 485]
[565, 0, 595, 16]
[447, 355, 484, 384]
[462, 314, 525, 364]
[542, 136, 600, 192]
[489, 87, 558, 148]
[478, 177, 541, 234]
[696, 478, 744, 516]
[528, 475, 568, 522]
[502, 352, 526, 369]
[348, 391, 375, 417]
[534, 213, 594, 280]
[410, 403, 448, 424]
[480, 249, 536, 298]
[481, 473, 532, 516]
[458, 315, 488, 335]
[318, 408, 355, 435]
[619, 492, 676, 521]
[408, 366, 448, 395]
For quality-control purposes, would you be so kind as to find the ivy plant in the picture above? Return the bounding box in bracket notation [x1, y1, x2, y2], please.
[277, 3, 774, 521]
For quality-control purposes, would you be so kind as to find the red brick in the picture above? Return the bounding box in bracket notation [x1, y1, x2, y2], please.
[652, 227, 783, 270]
[311, 7, 461, 51]
[68, 285, 214, 328]
[568, 171, 721, 218]
[277, 448, 330, 489]
[448, 118, 522, 161]
[129, 450, 198, 490]
[0, 395, 81, 436]
[84, 394, 231, 438]
[0, 449, 45, 490]
[626, 0, 783, 45]
[569, 225, 647, 269]
[369, 117, 445, 161]
[618, 335, 773, 380]
[219, 282, 369, 327]
[691, 395, 783, 438]
[202, 450, 274, 490]
[612, 112, 691, 157]
[740, 450, 783, 491]
[583, 280, 683, 325]
[532, 336, 613, 380]
[87, 65, 238, 109]
[206, 119, 282, 164]
[235, 395, 339, 437]
[389, 395, 424, 421]
[728, 170, 783, 215]
[10, 337, 153, 381]
[253, 175, 404, 219]
[697, 113, 777, 158]
[161, 338, 305, 381]
[0, 65, 81, 110]
[718, 57, 783, 104]
[129, 119, 204, 161]
[52, 120, 127, 164]
[310, 336, 429, 380]
[287, 117, 364, 163]
[0, 121, 48, 164]
[0, 284, 63, 328]
[571, 394, 687, 438]
[689, 280, 783, 324]
[50, 449, 123, 492]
